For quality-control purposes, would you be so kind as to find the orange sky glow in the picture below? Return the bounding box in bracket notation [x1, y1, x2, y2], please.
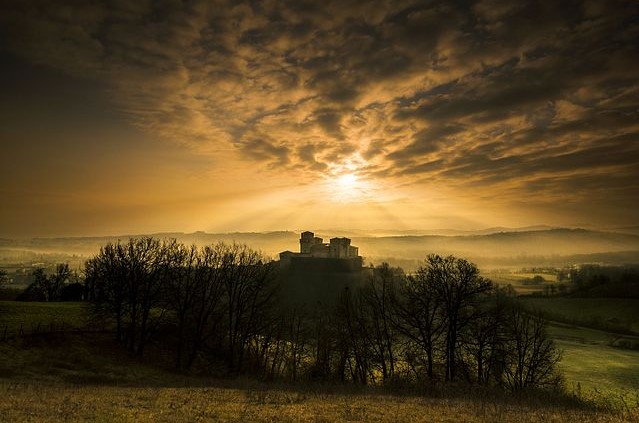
[0, 1, 637, 237]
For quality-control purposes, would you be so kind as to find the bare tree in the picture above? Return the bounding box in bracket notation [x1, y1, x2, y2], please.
[427, 255, 493, 381]
[21, 266, 69, 302]
[86, 238, 172, 355]
[181, 244, 227, 369]
[47, 263, 71, 301]
[394, 265, 445, 380]
[336, 287, 371, 384]
[308, 303, 336, 381]
[86, 243, 128, 340]
[359, 263, 402, 382]
[461, 291, 510, 385]
[121, 238, 168, 355]
[25, 267, 48, 301]
[503, 306, 562, 391]
[163, 242, 200, 369]
[220, 244, 279, 373]
[82, 240, 564, 389]
[282, 307, 310, 382]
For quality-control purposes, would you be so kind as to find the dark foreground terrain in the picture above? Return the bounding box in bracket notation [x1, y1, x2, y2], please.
[0, 332, 636, 423]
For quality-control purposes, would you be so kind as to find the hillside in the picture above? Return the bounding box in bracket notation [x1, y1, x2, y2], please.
[0, 333, 635, 423]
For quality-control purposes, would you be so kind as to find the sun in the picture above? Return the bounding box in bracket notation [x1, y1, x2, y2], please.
[321, 155, 377, 203]
[336, 173, 358, 190]
[326, 172, 372, 203]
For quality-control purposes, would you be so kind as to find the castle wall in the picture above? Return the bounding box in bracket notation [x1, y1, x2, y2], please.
[279, 232, 364, 305]
[279, 256, 365, 305]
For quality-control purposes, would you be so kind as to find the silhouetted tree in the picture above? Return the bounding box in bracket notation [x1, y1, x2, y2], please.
[336, 287, 372, 384]
[166, 243, 226, 369]
[307, 303, 336, 381]
[221, 244, 279, 372]
[86, 238, 172, 355]
[82, 239, 565, 389]
[21, 264, 71, 302]
[461, 289, 510, 385]
[163, 242, 199, 368]
[428, 255, 493, 381]
[502, 306, 562, 391]
[86, 244, 127, 339]
[281, 307, 310, 381]
[86, 239, 279, 367]
[394, 264, 445, 380]
[45, 263, 71, 301]
[359, 263, 402, 382]
[18, 267, 48, 301]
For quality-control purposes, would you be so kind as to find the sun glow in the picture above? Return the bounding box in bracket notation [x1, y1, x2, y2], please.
[320, 154, 382, 203]
[327, 172, 372, 203]
[336, 173, 358, 190]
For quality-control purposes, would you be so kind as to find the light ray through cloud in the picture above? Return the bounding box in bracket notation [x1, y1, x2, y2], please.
[0, 0, 637, 236]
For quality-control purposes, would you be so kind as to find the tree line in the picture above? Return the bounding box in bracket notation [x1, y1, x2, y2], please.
[78, 237, 561, 391]
[568, 264, 639, 298]
[314, 259, 561, 390]
[84, 238, 278, 371]
[17, 264, 84, 301]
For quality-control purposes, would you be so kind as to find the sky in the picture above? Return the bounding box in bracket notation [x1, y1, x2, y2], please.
[0, 0, 638, 237]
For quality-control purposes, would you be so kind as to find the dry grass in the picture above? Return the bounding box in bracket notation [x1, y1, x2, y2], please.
[1, 382, 636, 423]
[0, 334, 638, 423]
[0, 331, 637, 422]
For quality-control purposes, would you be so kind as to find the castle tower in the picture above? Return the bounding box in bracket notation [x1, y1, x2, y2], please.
[300, 231, 315, 254]
[329, 237, 352, 258]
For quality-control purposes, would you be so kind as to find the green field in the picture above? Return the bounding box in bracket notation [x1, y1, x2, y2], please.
[0, 301, 88, 337]
[521, 297, 639, 333]
[484, 272, 559, 295]
[516, 297, 639, 408]
[549, 323, 639, 408]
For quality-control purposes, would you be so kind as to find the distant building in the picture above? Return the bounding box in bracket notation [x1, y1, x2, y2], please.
[279, 231, 364, 305]
[279, 231, 360, 266]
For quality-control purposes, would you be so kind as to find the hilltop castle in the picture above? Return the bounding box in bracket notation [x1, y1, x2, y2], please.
[278, 231, 365, 304]
[279, 231, 361, 267]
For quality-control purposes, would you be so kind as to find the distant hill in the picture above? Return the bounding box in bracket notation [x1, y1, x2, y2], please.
[0, 231, 299, 260]
[309, 225, 558, 237]
[1, 228, 639, 268]
[351, 228, 639, 260]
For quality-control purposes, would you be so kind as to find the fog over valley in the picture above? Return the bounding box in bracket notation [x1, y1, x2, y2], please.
[2, 227, 639, 272]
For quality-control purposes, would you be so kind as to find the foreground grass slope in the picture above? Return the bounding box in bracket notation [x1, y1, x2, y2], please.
[518, 297, 639, 407]
[1, 299, 638, 421]
[550, 323, 639, 408]
[1, 333, 637, 423]
[2, 383, 634, 423]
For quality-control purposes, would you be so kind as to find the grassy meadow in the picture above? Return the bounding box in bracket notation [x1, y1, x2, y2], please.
[0, 301, 88, 338]
[1, 299, 638, 421]
[0, 333, 635, 423]
[550, 323, 639, 408]
[1, 381, 633, 423]
[521, 297, 639, 333]
[516, 297, 639, 409]
[483, 271, 558, 295]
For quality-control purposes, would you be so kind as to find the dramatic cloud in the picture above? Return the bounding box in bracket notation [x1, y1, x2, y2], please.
[0, 0, 637, 235]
